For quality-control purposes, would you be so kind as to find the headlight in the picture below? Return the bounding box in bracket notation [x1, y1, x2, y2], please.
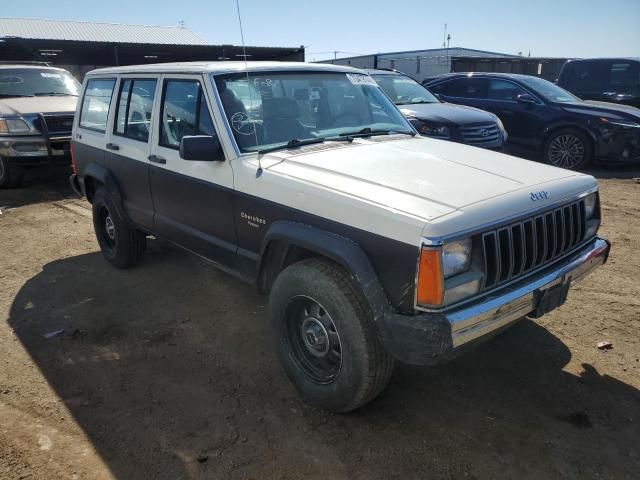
[583, 192, 598, 218]
[583, 192, 600, 239]
[0, 117, 38, 135]
[495, 116, 508, 141]
[416, 238, 475, 308]
[599, 117, 640, 128]
[413, 120, 450, 138]
[442, 238, 472, 278]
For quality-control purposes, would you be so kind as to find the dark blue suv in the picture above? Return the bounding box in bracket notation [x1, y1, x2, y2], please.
[425, 73, 640, 169]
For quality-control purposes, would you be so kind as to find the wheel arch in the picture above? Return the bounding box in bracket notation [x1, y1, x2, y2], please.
[257, 221, 389, 323]
[541, 122, 598, 157]
[82, 163, 128, 222]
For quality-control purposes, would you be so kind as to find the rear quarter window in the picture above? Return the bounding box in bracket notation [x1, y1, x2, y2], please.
[79, 78, 116, 132]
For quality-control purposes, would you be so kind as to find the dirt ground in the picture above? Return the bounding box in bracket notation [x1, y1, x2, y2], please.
[1, 163, 639, 480]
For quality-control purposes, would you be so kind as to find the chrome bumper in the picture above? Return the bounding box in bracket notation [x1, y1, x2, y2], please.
[381, 237, 610, 365]
[449, 237, 609, 348]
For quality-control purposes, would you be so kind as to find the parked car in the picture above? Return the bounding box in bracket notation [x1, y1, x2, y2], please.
[366, 69, 507, 150]
[0, 63, 79, 188]
[557, 58, 640, 108]
[424, 73, 640, 169]
[70, 62, 610, 412]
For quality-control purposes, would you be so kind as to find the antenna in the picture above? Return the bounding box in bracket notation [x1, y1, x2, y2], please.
[235, 0, 263, 178]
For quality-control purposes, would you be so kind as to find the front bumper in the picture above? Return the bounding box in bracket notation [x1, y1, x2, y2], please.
[0, 135, 71, 166]
[596, 125, 640, 163]
[380, 236, 611, 365]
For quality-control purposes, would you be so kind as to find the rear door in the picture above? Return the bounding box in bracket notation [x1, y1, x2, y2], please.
[105, 75, 159, 231]
[148, 74, 237, 268]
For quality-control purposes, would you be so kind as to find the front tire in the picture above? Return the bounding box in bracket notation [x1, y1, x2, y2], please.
[270, 258, 394, 412]
[92, 187, 146, 268]
[544, 128, 592, 170]
[0, 158, 24, 188]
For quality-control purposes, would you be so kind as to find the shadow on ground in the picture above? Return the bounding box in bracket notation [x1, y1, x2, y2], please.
[0, 167, 75, 210]
[7, 242, 640, 479]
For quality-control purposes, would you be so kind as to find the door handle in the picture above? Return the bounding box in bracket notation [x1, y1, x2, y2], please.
[148, 154, 166, 164]
[106, 143, 120, 151]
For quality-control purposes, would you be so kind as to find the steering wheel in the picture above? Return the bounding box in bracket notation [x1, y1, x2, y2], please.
[330, 112, 361, 127]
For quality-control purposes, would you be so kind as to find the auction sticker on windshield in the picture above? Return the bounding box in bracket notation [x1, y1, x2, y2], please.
[346, 73, 377, 87]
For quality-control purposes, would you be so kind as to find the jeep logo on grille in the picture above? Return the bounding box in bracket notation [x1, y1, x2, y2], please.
[480, 128, 490, 137]
[530, 191, 550, 201]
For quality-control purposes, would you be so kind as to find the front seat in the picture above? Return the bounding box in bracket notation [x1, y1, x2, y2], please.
[262, 98, 307, 144]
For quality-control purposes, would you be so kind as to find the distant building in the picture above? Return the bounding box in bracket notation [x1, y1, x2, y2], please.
[318, 47, 516, 83]
[0, 17, 304, 80]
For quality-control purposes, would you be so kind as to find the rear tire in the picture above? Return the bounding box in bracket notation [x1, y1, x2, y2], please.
[92, 187, 146, 268]
[0, 158, 24, 188]
[270, 258, 394, 412]
[543, 128, 592, 170]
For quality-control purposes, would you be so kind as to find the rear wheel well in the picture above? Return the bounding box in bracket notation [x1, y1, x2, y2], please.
[83, 176, 103, 203]
[258, 240, 322, 294]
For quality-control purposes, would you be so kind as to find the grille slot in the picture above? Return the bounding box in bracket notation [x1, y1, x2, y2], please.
[42, 115, 74, 135]
[459, 122, 501, 145]
[480, 199, 587, 291]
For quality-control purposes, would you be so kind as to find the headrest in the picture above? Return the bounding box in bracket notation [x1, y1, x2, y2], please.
[262, 98, 299, 120]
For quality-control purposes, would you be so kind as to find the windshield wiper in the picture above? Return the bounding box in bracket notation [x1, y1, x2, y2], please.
[0, 93, 35, 98]
[339, 127, 416, 138]
[34, 92, 77, 96]
[258, 137, 327, 154]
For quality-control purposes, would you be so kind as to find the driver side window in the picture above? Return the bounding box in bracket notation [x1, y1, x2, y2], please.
[160, 79, 215, 149]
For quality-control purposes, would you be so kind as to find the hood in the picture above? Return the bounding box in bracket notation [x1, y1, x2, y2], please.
[399, 102, 497, 125]
[265, 136, 595, 227]
[0, 96, 78, 116]
[560, 100, 640, 120]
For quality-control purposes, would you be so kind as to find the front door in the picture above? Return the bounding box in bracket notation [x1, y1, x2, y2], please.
[148, 74, 237, 268]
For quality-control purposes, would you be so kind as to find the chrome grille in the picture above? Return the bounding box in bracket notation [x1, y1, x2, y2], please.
[460, 122, 501, 145]
[481, 199, 586, 290]
[42, 114, 74, 135]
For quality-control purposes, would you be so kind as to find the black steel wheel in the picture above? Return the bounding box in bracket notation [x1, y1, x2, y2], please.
[544, 128, 592, 170]
[285, 295, 342, 384]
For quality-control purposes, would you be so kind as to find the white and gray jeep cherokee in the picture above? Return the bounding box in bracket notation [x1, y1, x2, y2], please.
[70, 62, 610, 412]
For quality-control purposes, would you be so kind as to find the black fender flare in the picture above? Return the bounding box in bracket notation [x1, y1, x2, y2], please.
[257, 221, 389, 324]
[82, 163, 128, 222]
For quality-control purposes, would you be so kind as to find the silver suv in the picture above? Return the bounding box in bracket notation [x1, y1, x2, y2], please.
[0, 63, 79, 188]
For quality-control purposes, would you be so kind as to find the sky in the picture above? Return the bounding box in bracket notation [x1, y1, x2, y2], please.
[2, 0, 639, 61]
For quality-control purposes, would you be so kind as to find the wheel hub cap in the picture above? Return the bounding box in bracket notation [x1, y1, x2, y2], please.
[105, 215, 116, 240]
[302, 317, 330, 357]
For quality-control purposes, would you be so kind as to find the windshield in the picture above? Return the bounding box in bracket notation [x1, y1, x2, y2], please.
[214, 71, 413, 153]
[371, 73, 440, 105]
[518, 76, 579, 103]
[0, 68, 80, 98]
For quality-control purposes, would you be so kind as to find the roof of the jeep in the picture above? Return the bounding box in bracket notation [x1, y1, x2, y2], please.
[86, 61, 362, 76]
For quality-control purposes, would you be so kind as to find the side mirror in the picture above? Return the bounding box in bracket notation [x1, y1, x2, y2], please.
[179, 135, 224, 162]
[517, 93, 537, 105]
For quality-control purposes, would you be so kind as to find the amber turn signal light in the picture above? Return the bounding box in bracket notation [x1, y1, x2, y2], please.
[416, 247, 444, 307]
